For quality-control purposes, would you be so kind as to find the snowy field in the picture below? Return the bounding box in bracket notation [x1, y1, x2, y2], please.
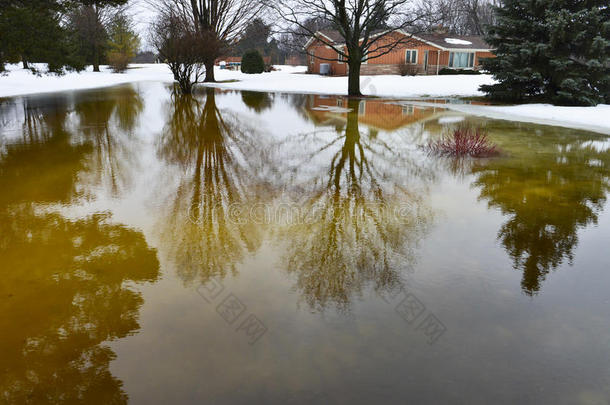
[1, 63, 609, 134]
[0, 63, 493, 98]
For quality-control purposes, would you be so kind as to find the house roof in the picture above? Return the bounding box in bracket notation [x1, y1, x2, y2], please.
[417, 33, 491, 50]
[305, 29, 492, 51]
[317, 30, 344, 43]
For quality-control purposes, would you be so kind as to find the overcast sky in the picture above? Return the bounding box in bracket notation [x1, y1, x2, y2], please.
[129, 0, 159, 50]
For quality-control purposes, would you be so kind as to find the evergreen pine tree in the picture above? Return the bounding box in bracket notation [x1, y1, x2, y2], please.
[241, 50, 265, 74]
[481, 0, 609, 106]
[72, 0, 128, 72]
[106, 11, 139, 73]
[0, 0, 87, 74]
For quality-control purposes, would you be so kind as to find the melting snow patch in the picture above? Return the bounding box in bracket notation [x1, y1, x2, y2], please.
[438, 116, 465, 124]
[444, 38, 473, 45]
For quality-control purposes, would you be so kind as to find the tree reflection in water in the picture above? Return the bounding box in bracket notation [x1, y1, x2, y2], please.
[74, 85, 144, 197]
[468, 124, 610, 295]
[280, 98, 434, 311]
[157, 88, 271, 285]
[0, 94, 91, 204]
[0, 94, 159, 404]
[241, 90, 274, 113]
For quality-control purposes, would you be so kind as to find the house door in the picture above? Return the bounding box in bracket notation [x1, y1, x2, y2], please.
[424, 51, 429, 72]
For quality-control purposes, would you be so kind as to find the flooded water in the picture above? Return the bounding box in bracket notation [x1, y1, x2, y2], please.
[1, 83, 609, 404]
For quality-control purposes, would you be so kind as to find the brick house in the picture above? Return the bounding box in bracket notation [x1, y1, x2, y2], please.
[304, 29, 494, 76]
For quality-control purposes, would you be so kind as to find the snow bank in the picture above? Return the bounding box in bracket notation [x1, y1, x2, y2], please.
[1, 63, 609, 134]
[484, 104, 610, 134]
[0, 62, 492, 99]
[408, 101, 610, 135]
[207, 69, 496, 99]
[0, 63, 171, 98]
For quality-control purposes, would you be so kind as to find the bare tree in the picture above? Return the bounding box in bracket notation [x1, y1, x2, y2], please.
[268, 0, 429, 96]
[462, 0, 497, 35]
[149, 12, 206, 93]
[413, 0, 497, 35]
[151, 0, 264, 82]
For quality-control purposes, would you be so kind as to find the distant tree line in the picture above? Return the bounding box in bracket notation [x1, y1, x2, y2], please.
[412, 0, 498, 35]
[0, 0, 139, 74]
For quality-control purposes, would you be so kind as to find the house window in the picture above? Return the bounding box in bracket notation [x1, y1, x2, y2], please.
[358, 100, 366, 115]
[405, 50, 418, 64]
[449, 52, 475, 68]
[402, 105, 414, 115]
[338, 52, 345, 64]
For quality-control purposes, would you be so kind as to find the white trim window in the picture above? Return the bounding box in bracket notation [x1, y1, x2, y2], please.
[338, 52, 345, 64]
[402, 105, 414, 115]
[358, 100, 366, 115]
[405, 49, 418, 64]
[449, 52, 475, 68]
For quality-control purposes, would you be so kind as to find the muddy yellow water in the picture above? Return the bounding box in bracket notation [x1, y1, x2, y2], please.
[1, 83, 609, 404]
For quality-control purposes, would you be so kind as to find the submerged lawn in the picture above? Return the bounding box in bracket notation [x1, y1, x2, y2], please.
[1, 83, 609, 404]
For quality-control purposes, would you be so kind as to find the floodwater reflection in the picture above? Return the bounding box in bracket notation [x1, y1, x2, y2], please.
[0, 95, 159, 403]
[280, 98, 434, 311]
[241, 90, 274, 113]
[156, 89, 271, 285]
[469, 123, 610, 294]
[74, 86, 144, 197]
[1, 84, 610, 404]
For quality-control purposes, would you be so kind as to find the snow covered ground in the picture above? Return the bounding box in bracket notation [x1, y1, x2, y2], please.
[1, 63, 608, 134]
[407, 101, 610, 135]
[0, 63, 493, 98]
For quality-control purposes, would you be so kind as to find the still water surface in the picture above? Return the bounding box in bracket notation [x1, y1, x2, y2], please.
[1, 83, 609, 404]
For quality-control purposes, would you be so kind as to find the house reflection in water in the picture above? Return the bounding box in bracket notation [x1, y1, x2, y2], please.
[305, 95, 452, 132]
[304, 95, 490, 134]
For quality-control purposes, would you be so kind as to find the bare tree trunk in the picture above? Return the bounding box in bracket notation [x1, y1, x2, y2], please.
[179, 78, 193, 94]
[92, 5, 100, 72]
[347, 61, 361, 96]
[22, 59, 28, 69]
[93, 43, 100, 72]
[204, 60, 215, 82]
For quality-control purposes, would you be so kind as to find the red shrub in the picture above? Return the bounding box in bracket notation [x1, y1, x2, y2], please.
[426, 127, 500, 157]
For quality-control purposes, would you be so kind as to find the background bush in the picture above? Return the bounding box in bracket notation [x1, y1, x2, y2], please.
[106, 12, 139, 73]
[241, 50, 264, 74]
[399, 63, 419, 76]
